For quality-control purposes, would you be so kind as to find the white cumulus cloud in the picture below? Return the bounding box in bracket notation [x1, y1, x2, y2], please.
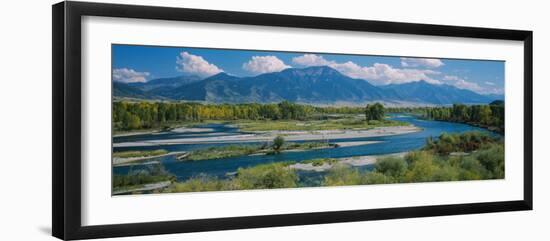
[443, 75, 483, 92]
[345, 63, 441, 85]
[242, 55, 291, 74]
[176, 51, 223, 77]
[400, 57, 445, 68]
[292, 54, 502, 93]
[484, 87, 504, 95]
[292, 54, 441, 85]
[292, 54, 332, 67]
[443, 75, 503, 94]
[112, 68, 150, 83]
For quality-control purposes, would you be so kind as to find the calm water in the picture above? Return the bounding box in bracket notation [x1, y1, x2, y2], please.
[113, 115, 494, 181]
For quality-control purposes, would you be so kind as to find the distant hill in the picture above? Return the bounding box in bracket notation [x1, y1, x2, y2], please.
[380, 80, 494, 104]
[161, 66, 397, 103]
[112, 82, 151, 99]
[128, 74, 202, 92]
[485, 94, 505, 101]
[113, 66, 500, 105]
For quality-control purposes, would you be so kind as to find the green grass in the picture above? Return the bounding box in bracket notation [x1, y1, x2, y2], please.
[181, 141, 331, 161]
[184, 145, 262, 161]
[235, 118, 408, 132]
[113, 149, 169, 158]
[283, 142, 329, 150]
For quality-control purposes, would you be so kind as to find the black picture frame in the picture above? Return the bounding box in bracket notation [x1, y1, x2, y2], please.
[52, 1, 533, 240]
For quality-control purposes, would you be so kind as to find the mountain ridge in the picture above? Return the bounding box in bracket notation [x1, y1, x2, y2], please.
[128, 74, 202, 92]
[113, 66, 501, 105]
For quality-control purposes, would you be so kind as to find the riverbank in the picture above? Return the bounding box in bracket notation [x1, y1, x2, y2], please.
[113, 181, 172, 195]
[288, 152, 407, 172]
[113, 151, 187, 166]
[114, 125, 421, 147]
[114, 129, 161, 137]
[113, 121, 221, 137]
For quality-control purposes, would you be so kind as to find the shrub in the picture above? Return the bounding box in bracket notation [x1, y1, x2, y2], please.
[322, 164, 362, 186]
[458, 156, 487, 180]
[169, 176, 229, 192]
[474, 144, 504, 179]
[431, 164, 460, 181]
[113, 173, 174, 188]
[234, 163, 297, 189]
[405, 151, 434, 165]
[113, 163, 175, 188]
[375, 157, 408, 178]
[403, 158, 438, 182]
[362, 172, 394, 184]
[425, 131, 496, 155]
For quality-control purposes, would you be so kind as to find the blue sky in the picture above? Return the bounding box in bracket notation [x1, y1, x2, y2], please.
[112, 44, 504, 95]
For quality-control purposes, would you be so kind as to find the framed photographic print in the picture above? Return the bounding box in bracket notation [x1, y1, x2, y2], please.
[52, 1, 533, 240]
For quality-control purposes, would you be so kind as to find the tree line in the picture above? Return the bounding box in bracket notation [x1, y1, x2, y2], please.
[113, 101, 366, 131]
[386, 101, 504, 133]
[422, 101, 504, 133]
[113, 100, 503, 133]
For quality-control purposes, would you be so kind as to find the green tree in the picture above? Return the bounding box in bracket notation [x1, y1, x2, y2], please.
[128, 114, 141, 130]
[272, 136, 285, 152]
[375, 157, 408, 178]
[479, 105, 492, 125]
[365, 102, 385, 121]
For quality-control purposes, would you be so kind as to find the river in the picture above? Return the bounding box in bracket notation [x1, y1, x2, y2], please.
[113, 114, 494, 182]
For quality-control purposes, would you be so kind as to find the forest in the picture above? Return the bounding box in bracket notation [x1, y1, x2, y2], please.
[385, 101, 504, 133]
[112, 101, 365, 131]
[421, 101, 504, 133]
[113, 100, 504, 133]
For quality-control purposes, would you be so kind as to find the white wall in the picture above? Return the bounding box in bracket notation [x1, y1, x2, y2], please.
[0, 0, 547, 240]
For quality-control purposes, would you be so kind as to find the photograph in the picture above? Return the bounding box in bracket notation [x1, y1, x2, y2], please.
[111, 45, 505, 195]
[0, 0, 542, 240]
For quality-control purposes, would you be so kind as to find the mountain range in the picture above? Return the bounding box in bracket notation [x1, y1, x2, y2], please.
[113, 66, 503, 105]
